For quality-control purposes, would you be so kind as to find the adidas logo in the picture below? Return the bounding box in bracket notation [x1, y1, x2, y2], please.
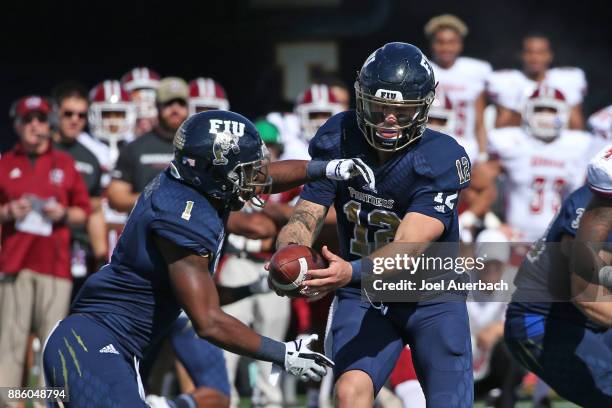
[434, 205, 446, 214]
[99, 344, 120, 355]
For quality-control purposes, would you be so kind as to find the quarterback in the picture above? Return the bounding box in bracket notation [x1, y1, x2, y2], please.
[276, 42, 473, 407]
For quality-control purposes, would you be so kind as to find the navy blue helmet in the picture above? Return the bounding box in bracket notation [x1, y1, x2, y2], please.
[355, 42, 436, 151]
[170, 110, 272, 210]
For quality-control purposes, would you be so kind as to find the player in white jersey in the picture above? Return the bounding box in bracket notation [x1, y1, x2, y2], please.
[484, 85, 594, 243]
[424, 14, 492, 163]
[274, 83, 347, 161]
[588, 104, 612, 141]
[487, 33, 587, 129]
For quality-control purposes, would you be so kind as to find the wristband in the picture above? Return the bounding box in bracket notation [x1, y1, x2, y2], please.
[256, 336, 286, 366]
[477, 152, 490, 163]
[306, 161, 327, 180]
[350, 258, 375, 284]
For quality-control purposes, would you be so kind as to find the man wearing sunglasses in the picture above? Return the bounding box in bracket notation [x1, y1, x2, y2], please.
[51, 82, 108, 294]
[0, 95, 91, 406]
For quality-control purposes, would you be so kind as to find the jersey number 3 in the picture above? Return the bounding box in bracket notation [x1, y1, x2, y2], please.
[343, 200, 401, 257]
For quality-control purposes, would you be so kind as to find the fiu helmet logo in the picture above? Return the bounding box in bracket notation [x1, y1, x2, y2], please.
[210, 119, 246, 165]
[375, 89, 402, 101]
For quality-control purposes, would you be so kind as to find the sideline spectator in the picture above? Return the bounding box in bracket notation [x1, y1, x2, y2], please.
[0, 95, 90, 405]
[51, 82, 107, 291]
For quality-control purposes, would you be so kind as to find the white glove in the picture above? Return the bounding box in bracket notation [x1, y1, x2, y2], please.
[269, 334, 334, 384]
[326, 158, 376, 191]
[458, 210, 479, 231]
[145, 395, 172, 408]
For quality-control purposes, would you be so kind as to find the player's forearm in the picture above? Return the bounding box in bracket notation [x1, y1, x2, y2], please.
[350, 241, 431, 283]
[269, 160, 310, 193]
[216, 284, 261, 306]
[574, 300, 612, 328]
[277, 222, 314, 249]
[67, 207, 87, 227]
[277, 200, 328, 249]
[87, 208, 109, 262]
[108, 193, 139, 213]
[569, 104, 585, 130]
[227, 212, 277, 239]
[196, 307, 285, 365]
[350, 213, 443, 283]
[474, 92, 488, 153]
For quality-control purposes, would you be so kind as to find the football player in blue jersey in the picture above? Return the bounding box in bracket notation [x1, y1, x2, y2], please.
[41, 109, 377, 407]
[275, 42, 473, 408]
[505, 146, 612, 407]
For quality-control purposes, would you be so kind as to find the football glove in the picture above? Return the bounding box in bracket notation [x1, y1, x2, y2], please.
[270, 334, 334, 384]
[326, 158, 376, 191]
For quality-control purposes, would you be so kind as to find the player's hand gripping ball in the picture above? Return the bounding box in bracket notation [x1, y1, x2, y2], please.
[269, 245, 328, 298]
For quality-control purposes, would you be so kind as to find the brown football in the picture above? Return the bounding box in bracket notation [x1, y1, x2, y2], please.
[269, 245, 328, 298]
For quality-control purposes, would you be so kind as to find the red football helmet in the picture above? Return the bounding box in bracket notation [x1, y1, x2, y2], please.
[89, 80, 136, 146]
[188, 78, 230, 115]
[121, 67, 160, 119]
[295, 84, 344, 141]
[523, 84, 569, 141]
[427, 88, 455, 134]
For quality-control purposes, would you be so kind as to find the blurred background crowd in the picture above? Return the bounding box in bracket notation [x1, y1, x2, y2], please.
[1, 1, 611, 407]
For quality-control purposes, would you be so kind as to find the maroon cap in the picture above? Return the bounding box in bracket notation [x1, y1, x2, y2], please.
[12, 95, 52, 120]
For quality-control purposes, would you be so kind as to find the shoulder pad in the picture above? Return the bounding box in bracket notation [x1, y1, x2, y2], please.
[459, 57, 492, 75]
[488, 127, 524, 159]
[150, 174, 224, 253]
[413, 130, 471, 190]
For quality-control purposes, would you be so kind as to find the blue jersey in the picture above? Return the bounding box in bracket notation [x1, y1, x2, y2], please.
[301, 111, 471, 292]
[72, 170, 227, 358]
[513, 185, 612, 328]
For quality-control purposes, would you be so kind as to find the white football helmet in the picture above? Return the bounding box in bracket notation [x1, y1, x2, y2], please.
[89, 80, 136, 164]
[188, 77, 230, 115]
[295, 84, 344, 142]
[120, 67, 160, 119]
[523, 84, 569, 141]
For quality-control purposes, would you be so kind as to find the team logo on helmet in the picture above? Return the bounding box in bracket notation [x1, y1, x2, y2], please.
[210, 119, 246, 165]
[213, 131, 241, 165]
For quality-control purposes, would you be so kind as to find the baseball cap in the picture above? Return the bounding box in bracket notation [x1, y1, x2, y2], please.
[11, 95, 52, 121]
[424, 14, 469, 38]
[156, 77, 189, 105]
[255, 119, 281, 145]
